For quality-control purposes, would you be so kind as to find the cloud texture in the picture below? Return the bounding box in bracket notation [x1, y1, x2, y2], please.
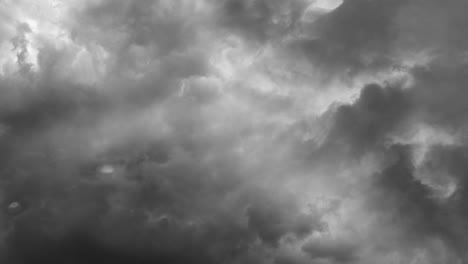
[1, 0, 468, 263]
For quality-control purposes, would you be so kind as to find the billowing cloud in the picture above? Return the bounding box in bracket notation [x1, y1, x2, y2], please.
[1, 0, 468, 263]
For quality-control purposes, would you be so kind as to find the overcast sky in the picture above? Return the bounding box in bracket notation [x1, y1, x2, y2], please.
[1, 0, 468, 263]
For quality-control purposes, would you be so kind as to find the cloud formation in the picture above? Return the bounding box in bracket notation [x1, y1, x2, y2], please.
[1, 0, 468, 263]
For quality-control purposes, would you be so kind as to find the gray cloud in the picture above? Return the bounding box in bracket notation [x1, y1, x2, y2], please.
[2, 0, 468, 263]
[219, 0, 307, 43]
[287, 0, 408, 75]
[325, 82, 411, 155]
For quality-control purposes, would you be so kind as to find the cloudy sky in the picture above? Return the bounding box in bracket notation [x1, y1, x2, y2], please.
[1, 0, 468, 263]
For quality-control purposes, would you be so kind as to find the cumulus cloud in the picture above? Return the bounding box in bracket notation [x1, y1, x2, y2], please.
[1, 0, 468, 263]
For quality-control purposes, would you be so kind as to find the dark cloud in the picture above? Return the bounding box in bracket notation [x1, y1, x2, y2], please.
[246, 192, 324, 246]
[370, 145, 442, 238]
[288, 0, 408, 74]
[410, 61, 468, 130]
[353, 143, 468, 261]
[416, 145, 468, 255]
[219, 0, 307, 43]
[302, 238, 357, 263]
[394, 0, 468, 54]
[0, 84, 104, 136]
[0, 115, 316, 264]
[2, 0, 468, 263]
[324, 82, 411, 156]
[286, 0, 468, 76]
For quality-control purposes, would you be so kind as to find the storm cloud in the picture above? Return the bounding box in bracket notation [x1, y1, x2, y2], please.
[1, 0, 468, 263]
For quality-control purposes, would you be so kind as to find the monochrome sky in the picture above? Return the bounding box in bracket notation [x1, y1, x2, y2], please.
[1, 0, 468, 263]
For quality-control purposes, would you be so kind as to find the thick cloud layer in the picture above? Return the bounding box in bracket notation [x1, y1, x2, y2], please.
[1, 0, 468, 263]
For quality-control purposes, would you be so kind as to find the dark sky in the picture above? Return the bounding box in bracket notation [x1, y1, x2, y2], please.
[0, 0, 468, 263]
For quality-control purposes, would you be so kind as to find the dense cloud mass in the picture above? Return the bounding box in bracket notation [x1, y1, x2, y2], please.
[1, 0, 468, 263]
